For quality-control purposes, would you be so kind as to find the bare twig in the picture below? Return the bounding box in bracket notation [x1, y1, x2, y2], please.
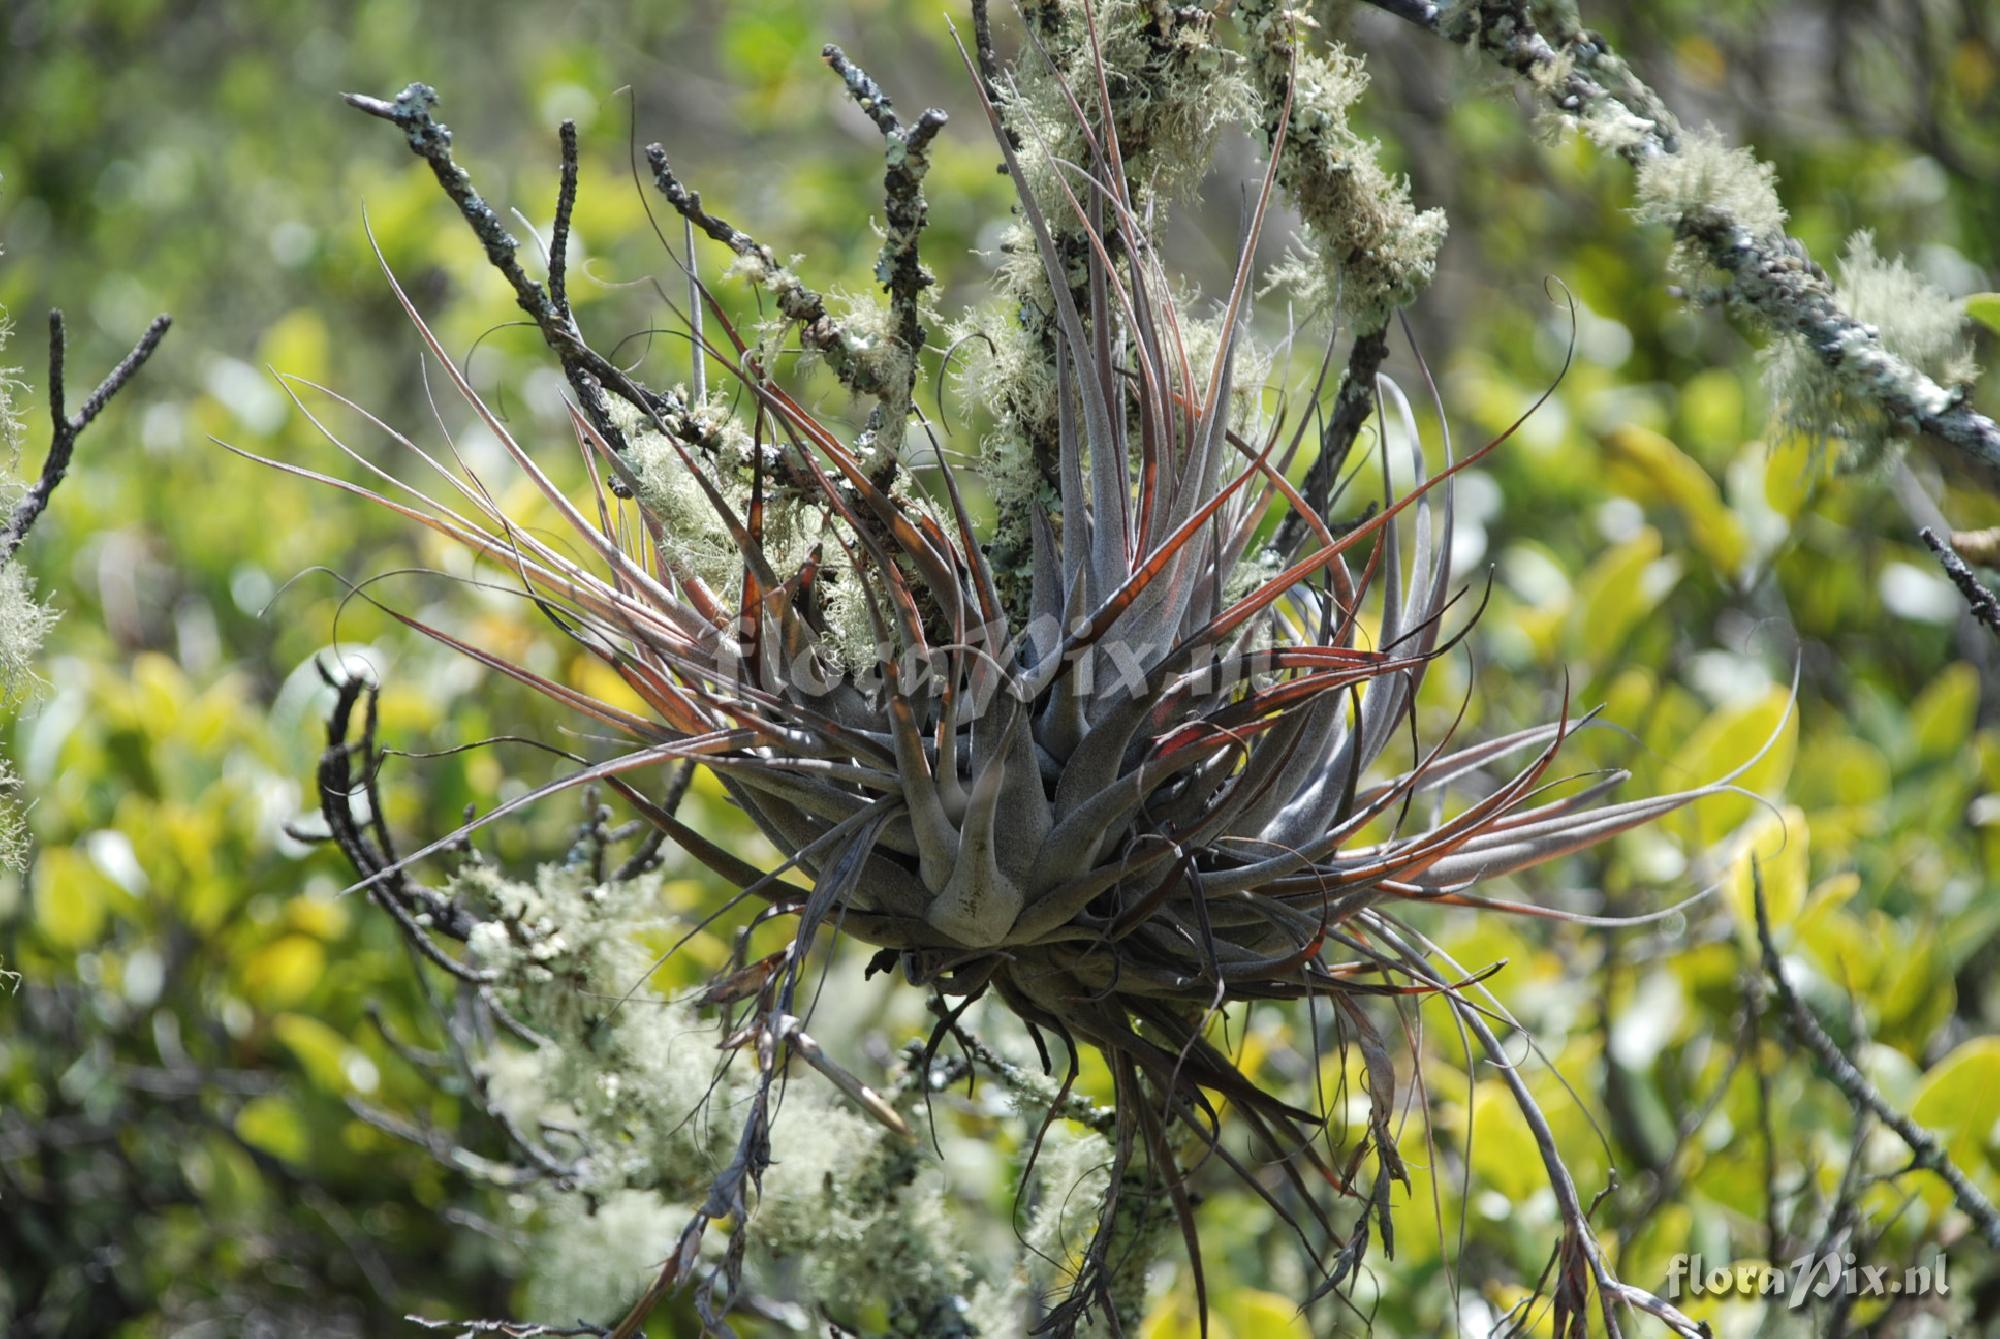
[1921, 526, 2000, 641]
[1, 309, 170, 562]
[344, 1096, 544, 1188]
[344, 86, 635, 443]
[1276, 324, 1388, 555]
[1752, 861, 2000, 1248]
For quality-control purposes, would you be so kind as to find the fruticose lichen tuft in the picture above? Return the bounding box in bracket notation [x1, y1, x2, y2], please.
[1633, 127, 1787, 282]
[1763, 231, 1978, 467]
[1239, 0, 1447, 327]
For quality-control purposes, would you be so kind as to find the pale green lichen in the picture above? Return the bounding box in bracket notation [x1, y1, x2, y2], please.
[1012, 1121, 1171, 1335]
[0, 563, 55, 709]
[0, 299, 50, 871]
[1763, 231, 1978, 467]
[761, 1097, 979, 1336]
[459, 858, 991, 1332]
[521, 1189, 685, 1324]
[817, 289, 921, 467]
[1633, 127, 1787, 283]
[0, 317, 21, 466]
[612, 396, 879, 668]
[458, 859, 741, 1196]
[1000, 0, 1254, 214]
[1238, 0, 1447, 327]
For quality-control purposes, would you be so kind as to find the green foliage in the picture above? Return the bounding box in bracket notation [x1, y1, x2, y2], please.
[1, 1, 1998, 1336]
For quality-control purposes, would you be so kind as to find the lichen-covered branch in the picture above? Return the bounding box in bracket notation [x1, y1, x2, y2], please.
[645, 47, 945, 472]
[1360, 0, 2000, 480]
[343, 83, 652, 455]
[822, 44, 948, 386]
[1234, 0, 1446, 328]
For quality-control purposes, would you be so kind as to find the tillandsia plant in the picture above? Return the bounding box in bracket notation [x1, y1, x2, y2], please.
[250, 5, 1831, 1337]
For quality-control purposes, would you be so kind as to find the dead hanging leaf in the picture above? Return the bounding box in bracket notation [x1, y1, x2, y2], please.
[1952, 527, 2000, 567]
[692, 950, 787, 1008]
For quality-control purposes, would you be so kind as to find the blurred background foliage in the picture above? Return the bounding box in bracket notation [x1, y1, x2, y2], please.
[2, 0, 1998, 1334]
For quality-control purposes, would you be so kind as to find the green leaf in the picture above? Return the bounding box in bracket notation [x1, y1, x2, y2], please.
[1910, 662, 1980, 763]
[33, 847, 112, 950]
[1469, 1081, 1546, 1201]
[1220, 1290, 1311, 1339]
[1912, 1038, 2000, 1163]
[234, 1094, 309, 1165]
[1141, 1288, 1227, 1339]
[272, 1013, 364, 1094]
[1668, 688, 1800, 847]
[1566, 527, 1672, 665]
[1604, 424, 1750, 575]
[1966, 293, 2000, 335]
[241, 935, 326, 1009]
[1726, 805, 1808, 943]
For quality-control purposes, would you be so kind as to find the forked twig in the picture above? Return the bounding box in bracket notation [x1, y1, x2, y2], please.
[1, 309, 171, 562]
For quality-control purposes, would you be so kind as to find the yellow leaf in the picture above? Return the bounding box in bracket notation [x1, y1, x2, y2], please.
[1910, 662, 1980, 763]
[1469, 1080, 1545, 1201]
[1666, 688, 1798, 848]
[1677, 368, 1746, 453]
[1763, 433, 1835, 520]
[1799, 907, 1878, 995]
[1795, 735, 1890, 809]
[242, 935, 325, 1009]
[257, 309, 331, 384]
[1725, 806, 1808, 943]
[1140, 1287, 1229, 1339]
[1884, 952, 1956, 1048]
[1912, 1038, 2000, 1169]
[1604, 425, 1749, 575]
[272, 1013, 361, 1093]
[286, 893, 350, 941]
[33, 846, 111, 950]
[1566, 527, 1669, 665]
[1219, 1289, 1310, 1339]
[235, 1093, 309, 1164]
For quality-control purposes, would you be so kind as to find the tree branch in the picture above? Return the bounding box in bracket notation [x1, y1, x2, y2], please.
[822, 43, 948, 363]
[1753, 860, 2000, 1249]
[1275, 324, 1388, 556]
[344, 83, 648, 458]
[1922, 526, 2000, 641]
[548, 118, 580, 321]
[1357, 0, 2000, 481]
[0, 309, 171, 563]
